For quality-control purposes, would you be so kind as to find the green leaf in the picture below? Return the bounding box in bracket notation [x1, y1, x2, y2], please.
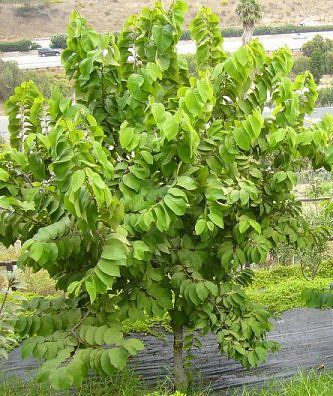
[141, 151, 154, 164]
[0, 168, 10, 182]
[177, 176, 197, 191]
[127, 74, 144, 97]
[94, 325, 107, 345]
[184, 91, 202, 116]
[85, 281, 97, 303]
[85, 326, 96, 345]
[133, 241, 150, 261]
[164, 194, 186, 216]
[101, 350, 114, 375]
[196, 283, 209, 302]
[49, 369, 74, 390]
[21, 341, 36, 359]
[98, 259, 121, 277]
[70, 170, 85, 193]
[162, 114, 179, 141]
[234, 127, 251, 150]
[208, 212, 224, 229]
[152, 25, 173, 52]
[239, 220, 250, 234]
[154, 204, 170, 231]
[123, 174, 140, 192]
[152, 103, 166, 125]
[0, 196, 12, 210]
[249, 219, 262, 234]
[39, 317, 54, 336]
[122, 338, 144, 355]
[195, 218, 206, 235]
[101, 237, 127, 261]
[119, 124, 139, 151]
[29, 242, 58, 266]
[104, 326, 123, 345]
[108, 347, 128, 370]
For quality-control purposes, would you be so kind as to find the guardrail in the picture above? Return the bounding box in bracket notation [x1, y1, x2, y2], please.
[298, 197, 330, 202]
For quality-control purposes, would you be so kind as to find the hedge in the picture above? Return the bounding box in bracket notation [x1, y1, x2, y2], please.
[0, 39, 32, 52]
[50, 33, 68, 49]
[180, 24, 333, 40]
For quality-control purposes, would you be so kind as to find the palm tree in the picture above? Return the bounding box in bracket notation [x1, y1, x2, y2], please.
[236, 0, 262, 45]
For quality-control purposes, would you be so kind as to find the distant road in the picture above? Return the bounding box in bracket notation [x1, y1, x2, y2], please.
[1, 108, 333, 140]
[177, 30, 333, 54]
[3, 30, 333, 70]
[0, 116, 9, 139]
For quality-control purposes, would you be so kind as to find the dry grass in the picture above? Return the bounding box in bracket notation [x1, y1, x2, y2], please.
[20, 267, 58, 296]
[0, 244, 58, 296]
[1, 0, 333, 40]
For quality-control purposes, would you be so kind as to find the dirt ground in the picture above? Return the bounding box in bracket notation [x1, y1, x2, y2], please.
[1, 0, 333, 40]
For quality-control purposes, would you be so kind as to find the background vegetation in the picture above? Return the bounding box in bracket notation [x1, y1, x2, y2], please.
[0, 59, 72, 103]
[0, 40, 33, 52]
[2, 0, 333, 40]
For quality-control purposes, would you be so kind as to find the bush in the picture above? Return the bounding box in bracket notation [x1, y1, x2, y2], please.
[0, 59, 72, 103]
[301, 35, 333, 82]
[30, 43, 41, 50]
[182, 53, 197, 76]
[0, 60, 24, 102]
[50, 33, 68, 49]
[25, 70, 72, 98]
[317, 86, 333, 107]
[0, 39, 32, 52]
[292, 56, 311, 75]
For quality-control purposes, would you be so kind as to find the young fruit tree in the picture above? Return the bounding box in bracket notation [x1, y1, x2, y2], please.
[1, 0, 333, 390]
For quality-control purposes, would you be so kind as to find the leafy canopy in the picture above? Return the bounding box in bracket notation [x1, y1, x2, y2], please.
[236, 0, 262, 26]
[0, 0, 333, 390]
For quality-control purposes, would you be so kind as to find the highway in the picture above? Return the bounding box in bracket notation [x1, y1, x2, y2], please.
[2, 30, 333, 70]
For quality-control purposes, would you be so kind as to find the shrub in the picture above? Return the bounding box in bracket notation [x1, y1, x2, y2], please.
[182, 53, 197, 76]
[50, 33, 68, 49]
[25, 70, 72, 98]
[0, 60, 24, 102]
[292, 56, 311, 75]
[317, 86, 333, 107]
[30, 43, 41, 50]
[301, 35, 333, 82]
[0, 59, 72, 103]
[0, 39, 32, 52]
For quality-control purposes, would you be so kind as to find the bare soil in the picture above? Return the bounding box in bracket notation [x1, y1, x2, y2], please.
[1, 0, 333, 40]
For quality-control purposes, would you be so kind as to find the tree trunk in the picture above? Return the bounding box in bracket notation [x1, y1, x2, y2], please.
[173, 325, 188, 391]
[242, 23, 254, 46]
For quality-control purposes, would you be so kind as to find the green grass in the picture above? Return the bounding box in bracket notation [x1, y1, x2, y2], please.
[247, 263, 333, 314]
[239, 370, 333, 396]
[3, 370, 333, 396]
[0, 371, 206, 396]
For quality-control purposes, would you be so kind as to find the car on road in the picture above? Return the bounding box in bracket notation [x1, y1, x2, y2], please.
[37, 47, 61, 57]
[293, 33, 308, 40]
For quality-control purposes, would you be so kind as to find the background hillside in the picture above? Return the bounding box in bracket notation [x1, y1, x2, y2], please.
[0, 0, 333, 40]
